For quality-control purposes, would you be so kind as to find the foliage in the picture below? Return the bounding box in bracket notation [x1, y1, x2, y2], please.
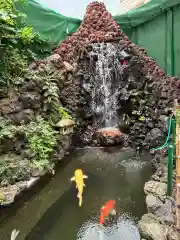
[0, 157, 30, 186]
[59, 107, 72, 120]
[0, 116, 58, 175]
[26, 63, 62, 122]
[139, 116, 146, 121]
[0, 0, 52, 87]
[176, 109, 180, 124]
[41, 65, 60, 122]
[25, 116, 58, 172]
[0, 117, 17, 140]
[0, 191, 5, 203]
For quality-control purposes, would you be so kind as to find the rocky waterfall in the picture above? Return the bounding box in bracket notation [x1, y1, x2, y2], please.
[89, 43, 124, 129]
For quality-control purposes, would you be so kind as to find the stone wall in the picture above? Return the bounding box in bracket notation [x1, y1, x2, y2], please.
[0, 56, 79, 206]
[75, 42, 172, 149]
[138, 152, 180, 240]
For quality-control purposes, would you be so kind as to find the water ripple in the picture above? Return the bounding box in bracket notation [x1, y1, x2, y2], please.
[77, 213, 140, 240]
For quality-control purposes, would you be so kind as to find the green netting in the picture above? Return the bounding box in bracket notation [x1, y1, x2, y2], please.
[17, 0, 81, 47]
[173, 4, 180, 78]
[127, 5, 180, 77]
[114, 0, 180, 28]
[17, 0, 180, 77]
[17, 0, 180, 47]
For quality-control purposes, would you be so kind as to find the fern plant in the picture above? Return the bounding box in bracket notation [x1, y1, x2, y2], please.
[43, 76, 59, 122]
[25, 116, 58, 172]
[33, 64, 61, 122]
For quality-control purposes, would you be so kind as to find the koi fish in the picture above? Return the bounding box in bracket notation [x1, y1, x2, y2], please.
[70, 169, 88, 207]
[99, 200, 116, 225]
[11, 229, 20, 240]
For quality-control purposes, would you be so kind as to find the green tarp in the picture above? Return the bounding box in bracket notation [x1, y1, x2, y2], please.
[17, 0, 180, 77]
[114, 0, 180, 28]
[17, 0, 180, 47]
[17, 0, 81, 47]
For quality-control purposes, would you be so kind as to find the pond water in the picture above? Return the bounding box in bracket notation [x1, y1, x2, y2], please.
[0, 147, 153, 240]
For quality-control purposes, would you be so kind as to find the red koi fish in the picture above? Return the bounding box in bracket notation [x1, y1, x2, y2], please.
[99, 200, 116, 225]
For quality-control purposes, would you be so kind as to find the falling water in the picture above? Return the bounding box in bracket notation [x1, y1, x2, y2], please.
[89, 43, 124, 128]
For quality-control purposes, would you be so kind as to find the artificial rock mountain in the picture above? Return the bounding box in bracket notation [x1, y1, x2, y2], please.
[31, 1, 179, 148]
[15, 1, 179, 148]
[0, 0, 179, 206]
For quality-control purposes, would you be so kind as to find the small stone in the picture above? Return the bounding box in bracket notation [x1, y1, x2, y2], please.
[20, 92, 41, 110]
[167, 227, 180, 240]
[138, 213, 168, 240]
[16, 181, 27, 191]
[0, 154, 31, 185]
[158, 115, 169, 133]
[152, 165, 168, 183]
[96, 128, 124, 146]
[0, 87, 8, 99]
[8, 109, 34, 125]
[152, 174, 160, 181]
[60, 135, 71, 150]
[145, 128, 164, 148]
[46, 54, 61, 62]
[0, 185, 20, 205]
[144, 181, 167, 201]
[155, 198, 174, 225]
[146, 194, 163, 213]
[26, 177, 39, 188]
[30, 167, 47, 177]
[63, 61, 74, 72]
[0, 91, 19, 114]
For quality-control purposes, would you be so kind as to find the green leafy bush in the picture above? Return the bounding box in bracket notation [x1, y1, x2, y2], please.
[0, 116, 59, 172]
[41, 65, 60, 122]
[0, 0, 52, 86]
[176, 109, 180, 124]
[25, 116, 58, 171]
[0, 155, 30, 186]
[0, 117, 17, 139]
[59, 107, 72, 119]
[0, 191, 5, 203]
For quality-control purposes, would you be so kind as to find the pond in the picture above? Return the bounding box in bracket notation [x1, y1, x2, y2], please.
[0, 147, 153, 240]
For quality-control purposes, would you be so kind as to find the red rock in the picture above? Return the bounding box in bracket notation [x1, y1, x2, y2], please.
[53, 2, 122, 63]
[97, 128, 122, 137]
[63, 61, 74, 72]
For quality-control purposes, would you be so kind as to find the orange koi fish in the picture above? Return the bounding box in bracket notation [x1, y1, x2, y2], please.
[70, 169, 88, 207]
[100, 200, 116, 225]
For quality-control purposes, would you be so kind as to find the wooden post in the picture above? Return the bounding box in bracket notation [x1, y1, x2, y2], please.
[175, 105, 180, 230]
[177, 183, 180, 230]
[176, 105, 180, 185]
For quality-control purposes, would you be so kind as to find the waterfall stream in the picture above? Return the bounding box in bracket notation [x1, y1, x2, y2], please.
[89, 43, 124, 129]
